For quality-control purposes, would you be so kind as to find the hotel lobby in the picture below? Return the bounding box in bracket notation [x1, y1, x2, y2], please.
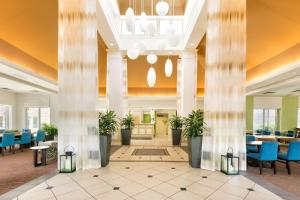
[0, 0, 300, 200]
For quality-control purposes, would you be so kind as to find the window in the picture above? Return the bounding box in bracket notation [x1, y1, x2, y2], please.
[253, 109, 279, 132]
[26, 107, 50, 132]
[0, 105, 10, 130]
[297, 108, 300, 128]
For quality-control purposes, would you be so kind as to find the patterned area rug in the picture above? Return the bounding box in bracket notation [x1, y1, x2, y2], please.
[131, 148, 169, 156]
[110, 146, 188, 162]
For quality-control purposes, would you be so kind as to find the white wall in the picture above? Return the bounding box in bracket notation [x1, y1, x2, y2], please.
[0, 90, 17, 129]
[16, 93, 58, 130]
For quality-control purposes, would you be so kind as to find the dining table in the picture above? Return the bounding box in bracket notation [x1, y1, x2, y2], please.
[246, 141, 288, 152]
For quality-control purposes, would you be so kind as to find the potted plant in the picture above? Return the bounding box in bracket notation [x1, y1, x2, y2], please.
[183, 110, 206, 168]
[121, 114, 135, 145]
[169, 114, 183, 145]
[98, 110, 118, 167]
[42, 124, 58, 141]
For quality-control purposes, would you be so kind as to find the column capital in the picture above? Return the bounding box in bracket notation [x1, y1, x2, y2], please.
[179, 49, 198, 59]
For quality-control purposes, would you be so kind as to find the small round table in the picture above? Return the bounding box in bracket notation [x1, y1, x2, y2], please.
[30, 146, 49, 167]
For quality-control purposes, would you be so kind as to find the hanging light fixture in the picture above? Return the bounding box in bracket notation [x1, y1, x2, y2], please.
[147, 54, 157, 64]
[139, 0, 148, 33]
[156, 0, 169, 16]
[127, 45, 139, 60]
[165, 58, 173, 77]
[147, 66, 156, 87]
[125, 0, 135, 33]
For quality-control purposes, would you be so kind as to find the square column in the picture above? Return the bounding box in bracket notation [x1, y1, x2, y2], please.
[177, 51, 198, 117]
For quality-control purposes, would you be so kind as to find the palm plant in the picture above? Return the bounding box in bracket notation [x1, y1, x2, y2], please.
[183, 110, 206, 138]
[98, 111, 119, 135]
[169, 114, 183, 130]
[42, 123, 58, 138]
[121, 114, 135, 130]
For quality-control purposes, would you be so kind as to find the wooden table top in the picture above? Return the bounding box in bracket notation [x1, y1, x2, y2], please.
[246, 141, 288, 146]
[30, 146, 49, 150]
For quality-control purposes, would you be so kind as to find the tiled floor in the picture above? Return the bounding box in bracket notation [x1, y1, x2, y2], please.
[14, 162, 284, 200]
[110, 146, 188, 162]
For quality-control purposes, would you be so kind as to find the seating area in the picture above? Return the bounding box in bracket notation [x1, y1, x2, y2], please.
[0, 130, 46, 155]
[246, 135, 300, 175]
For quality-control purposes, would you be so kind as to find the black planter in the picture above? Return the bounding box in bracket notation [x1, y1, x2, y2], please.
[100, 134, 112, 167]
[121, 129, 132, 145]
[172, 129, 182, 145]
[45, 134, 54, 141]
[188, 135, 203, 168]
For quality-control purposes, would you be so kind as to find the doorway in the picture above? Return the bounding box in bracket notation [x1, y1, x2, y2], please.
[155, 113, 169, 137]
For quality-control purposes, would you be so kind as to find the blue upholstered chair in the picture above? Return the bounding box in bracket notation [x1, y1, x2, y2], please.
[275, 131, 281, 136]
[287, 131, 294, 137]
[246, 135, 258, 153]
[247, 141, 279, 174]
[22, 129, 31, 133]
[32, 130, 45, 145]
[15, 132, 31, 151]
[278, 141, 300, 174]
[0, 132, 15, 155]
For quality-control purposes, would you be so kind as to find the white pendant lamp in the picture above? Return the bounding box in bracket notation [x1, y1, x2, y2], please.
[127, 48, 139, 60]
[165, 58, 173, 77]
[147, 54, 157, 64]
[139, 12, 148, 33]
[125, 7, 135, 33]
[156, 0, 169, 16]
[147, 67, 156, 87]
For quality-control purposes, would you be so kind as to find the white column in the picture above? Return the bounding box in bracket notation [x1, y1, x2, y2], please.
[58, 0, 100, 170]
[177, 51, 198, 117]
[106, 50, 126, 118]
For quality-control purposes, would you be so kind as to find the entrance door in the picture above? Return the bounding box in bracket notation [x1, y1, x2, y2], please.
[155, 113, 168, 137]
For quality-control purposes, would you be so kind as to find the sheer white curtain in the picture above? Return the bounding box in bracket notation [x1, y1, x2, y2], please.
[58, 0, 100, 170]
[202, 0, 247, 171]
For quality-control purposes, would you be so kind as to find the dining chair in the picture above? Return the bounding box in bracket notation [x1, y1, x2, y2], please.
[247, 141, 279, 174]
[15, 131, 31, 151]
[0, 132, 15, 155]
[275, 131, 281, 136]
[22, 129, 31, 133]
[246, 135, 258, 153]
[278, 141, 300, 174]
[32, 130, 45, 146]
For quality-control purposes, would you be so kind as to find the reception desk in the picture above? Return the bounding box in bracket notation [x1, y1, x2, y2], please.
[132, 123, 154, 139]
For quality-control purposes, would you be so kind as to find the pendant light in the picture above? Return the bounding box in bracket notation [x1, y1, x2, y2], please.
[139, 0, 148, 33]
[127, 43, 140, 60]
[147, 54, 157, 64]
[165, 57, 173, 77]
[156, 0, 169, 16]
[125, 0, 135, 33]
[147, 66, 156, 87]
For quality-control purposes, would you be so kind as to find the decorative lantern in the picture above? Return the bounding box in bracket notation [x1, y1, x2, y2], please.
[221, 147, 239, 175]
[59, 146, 76, 173]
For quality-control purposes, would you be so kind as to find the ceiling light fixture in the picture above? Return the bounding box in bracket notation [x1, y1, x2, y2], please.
[156, 0, 169, 16]
[165, 58, 173, 77]
[127, 46, 139, 60]
[147, 66, 156, 87]
[147, 54, 158, 64]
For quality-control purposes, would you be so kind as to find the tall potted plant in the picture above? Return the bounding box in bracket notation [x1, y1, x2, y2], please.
[184, 110, 206, 168]
[169, 114, 183, 145]
[121, 114, 135, 145]
[98, 111, 118, 167]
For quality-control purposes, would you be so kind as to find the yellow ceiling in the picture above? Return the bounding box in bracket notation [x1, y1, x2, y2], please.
[1, 0, 300, 96]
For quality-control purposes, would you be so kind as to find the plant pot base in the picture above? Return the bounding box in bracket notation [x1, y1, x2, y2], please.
[100, 135, 111, 167]
[121, 129, 132, 145]
[188, 136, 203, 168]
[172, 129, 182, 145]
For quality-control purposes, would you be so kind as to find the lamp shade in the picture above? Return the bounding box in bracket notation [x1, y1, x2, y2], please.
[165, 58, 173, 77]
[147, 67, 156, 87]
[147, 54, 158, 64]
[139, 12, 148, 33]
[127, 48, 139, 60]
[156, 0, 169, 16]
[125, 8, 135, 33]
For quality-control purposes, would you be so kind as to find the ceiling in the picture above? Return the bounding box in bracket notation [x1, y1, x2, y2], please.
[116, 0, 187, 15]
[0, 0, 300, 96]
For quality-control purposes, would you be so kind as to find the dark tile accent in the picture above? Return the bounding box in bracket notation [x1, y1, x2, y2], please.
[202, 176, 208, 178]
[171, 167, 176, 169]
[148, 175, 153, 178]
[247, 188, 254, 192]
[93, 175, 99, 177]
[180, 187, 187, 191]
[113, 187, 120, 190]
[125, 167, 130, 169]
[46, 186, 53, 190]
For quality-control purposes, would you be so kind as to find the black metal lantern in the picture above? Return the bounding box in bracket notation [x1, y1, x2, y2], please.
[221, 147, 240, 175]
[59, 146, 76, 173]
